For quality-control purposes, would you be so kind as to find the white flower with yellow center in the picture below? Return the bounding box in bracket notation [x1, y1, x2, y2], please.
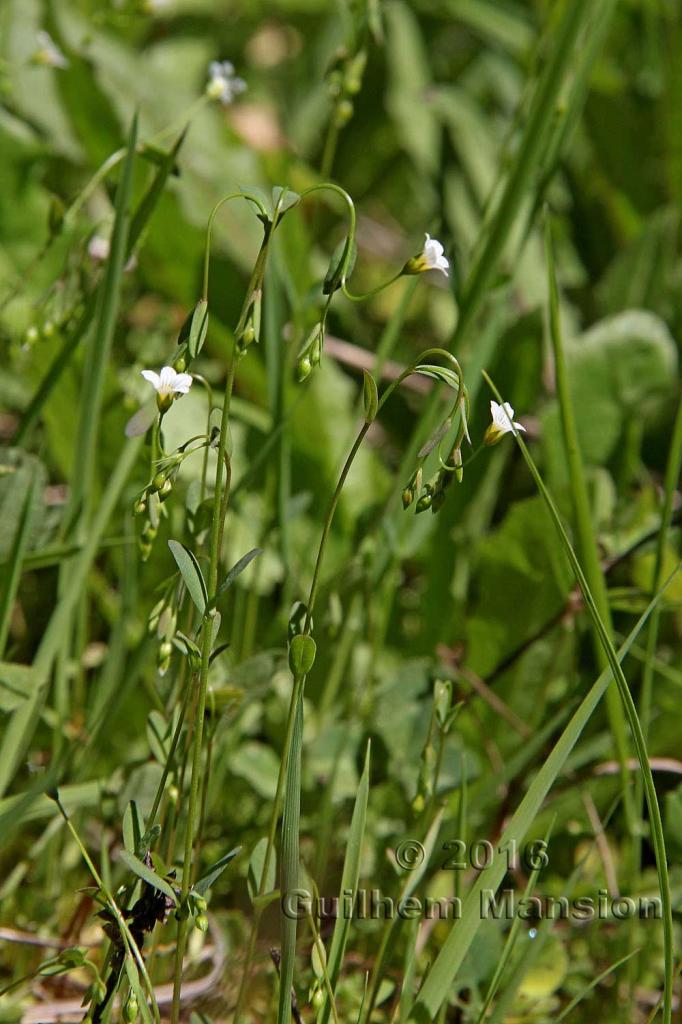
[403, 234, 449, 278]
[422, 234, 449, 276]
[142, 366, 193, 412]
[33, 30, 68, 69]
[484, 400, 526, 446]
[206, 61, 247, 105]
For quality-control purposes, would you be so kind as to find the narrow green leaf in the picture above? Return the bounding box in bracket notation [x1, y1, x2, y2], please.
[194, 846, 241, 897]
[217, 548, 263, 596]
[0, 471, 37, 657]
[277, 697, 303, 1024]
[248, 836, 277, 902]
[407, 572, 677, 1023]
[319, 742, 371, 1024]
[119, 850, 177, 905]
[168, 540, 207, 615]
[129, 128, 186, 252]
[484, 371, 674, 1024]
[362, 371, 379, 423]
[122, 801, 144, 856]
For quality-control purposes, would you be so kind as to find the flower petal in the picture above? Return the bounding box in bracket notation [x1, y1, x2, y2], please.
[141, 370, 161, 390]
[172, 373, 193, 394]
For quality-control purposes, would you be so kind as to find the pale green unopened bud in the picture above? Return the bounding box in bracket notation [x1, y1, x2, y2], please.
[416, 486, 433, 514]
[195, 913, 209, 932]
[159, 479, 173, 501]
[133, 498, 147, 516]
[402, 485, 415, 510]
[296, 355, 312, 383]
[335, 98, 353, 128]
[124, 994, 138, 1022]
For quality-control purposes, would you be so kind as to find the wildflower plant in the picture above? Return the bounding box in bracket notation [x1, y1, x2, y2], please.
[1, 4, 680, 1024]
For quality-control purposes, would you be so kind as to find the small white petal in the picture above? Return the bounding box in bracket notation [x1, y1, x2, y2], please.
[172, 373, 193, 394]
[141, 369, 161, 390]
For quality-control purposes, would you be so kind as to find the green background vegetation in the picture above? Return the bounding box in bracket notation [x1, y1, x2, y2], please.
[1, 0, 682, 1021]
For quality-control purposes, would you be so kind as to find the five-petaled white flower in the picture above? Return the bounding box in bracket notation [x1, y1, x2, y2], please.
[142, 366, 193, 412]
[206, 60, 247, 105]
[422, 234, 449, 277]
[33, 31, 68, 69]
[484, 400, 526, 446]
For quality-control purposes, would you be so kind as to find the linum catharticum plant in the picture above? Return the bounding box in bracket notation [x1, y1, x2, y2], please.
[95, 182, 490, 1024]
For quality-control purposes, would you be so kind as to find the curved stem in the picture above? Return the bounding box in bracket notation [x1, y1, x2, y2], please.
[202, 192, 269, 301]
[342, 270, 403, 302]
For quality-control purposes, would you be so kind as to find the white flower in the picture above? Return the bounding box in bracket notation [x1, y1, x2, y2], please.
[142, 366, 193, 411]
[33, 30, 68, 69]
[484, 400, 526, 446]
[422, 234, 449, 277]
[88, 236, 110, 261]
[88, 234, 138, 272]
[206, 60, 247, 105]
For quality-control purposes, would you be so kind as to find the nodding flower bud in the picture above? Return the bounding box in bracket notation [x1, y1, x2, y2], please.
[296, 354, 312, 383]
[173, 354, 187, 373]
[159, 479, 173, 502]
[402, 484, 415, 510]
[195, 913, 209, 932]
[143, 522, 158, 543]
[344, 51, 367, 95]
[335, 98, 354, 128]
[133, 498, 147, 517]
[152, 472, 166, 492]
[139, 538, 152, 561]
[416, 485, 433, 514]
[402, 468, 423, 510]
[124, 995, 138, 1023]
[236, 290, 261, 356]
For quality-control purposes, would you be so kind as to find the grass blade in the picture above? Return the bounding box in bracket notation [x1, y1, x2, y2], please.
[545, 212, 634, 828]
[0, 472, 37, 658]
[406, 567, 677, 1023]
[318, 741, 371, 1024]
[484, 371, 675, 1024]
[277, 697, 304, 1024]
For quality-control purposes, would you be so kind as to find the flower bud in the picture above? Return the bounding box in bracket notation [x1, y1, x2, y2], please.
[124, 994, 138, 1022]
[335, 98, 354, 128]
[296, 355, 312, 383]
[159, 479, 173, 501]
[25, 325, 40, 346]
[195, 913, 209, 932]
[159, 640, 173, 660]
[416, 485, 433, 514]
[173, 355, 187, 373]
[402, 485, 415, 510]
[43, 319, 55, 339]
[139, 539, 152, 561]
[152, 472, 166, 492]
[143, 522, 158, 543]
[133, 498, 147, 517]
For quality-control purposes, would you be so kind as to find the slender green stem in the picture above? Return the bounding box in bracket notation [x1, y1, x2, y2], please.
[169, 230, 272, 1024]
[544, 214, 635, 832]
